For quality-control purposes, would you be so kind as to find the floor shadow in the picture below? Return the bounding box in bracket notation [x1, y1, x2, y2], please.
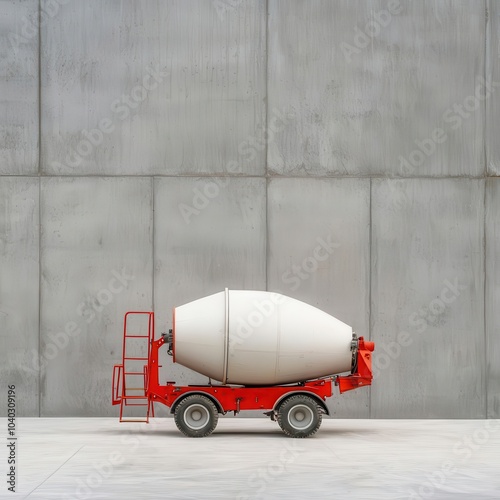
[94, 424, 378, 439]
[95, 427, 288, 438]
[317, 427, 379, 436]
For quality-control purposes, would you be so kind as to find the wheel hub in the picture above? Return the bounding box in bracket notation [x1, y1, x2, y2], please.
[184, 404, 210, 430]
[288, 404, 314, 430]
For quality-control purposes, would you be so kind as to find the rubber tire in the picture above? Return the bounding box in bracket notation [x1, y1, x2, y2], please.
[174, 394, 219, 438]
[277, 394, 322, 438]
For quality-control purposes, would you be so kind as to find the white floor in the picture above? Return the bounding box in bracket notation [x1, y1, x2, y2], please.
[4, 418, 500, 499]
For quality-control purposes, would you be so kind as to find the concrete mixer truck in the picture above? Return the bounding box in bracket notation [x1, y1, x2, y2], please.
[112, 289, 374, 438]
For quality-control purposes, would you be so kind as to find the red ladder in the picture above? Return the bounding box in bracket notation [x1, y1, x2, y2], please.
[112, 311, 155, 422]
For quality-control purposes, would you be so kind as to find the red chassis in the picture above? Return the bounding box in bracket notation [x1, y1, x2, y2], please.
[112, 312, 374, 437]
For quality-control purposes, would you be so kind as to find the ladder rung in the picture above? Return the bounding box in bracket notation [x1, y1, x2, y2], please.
[125, 335, 150, 338]
[124, 357, 148, 360]
[120, 419, 149, 423]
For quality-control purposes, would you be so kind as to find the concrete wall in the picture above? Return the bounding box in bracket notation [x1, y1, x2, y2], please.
[0, 0, 498, 418]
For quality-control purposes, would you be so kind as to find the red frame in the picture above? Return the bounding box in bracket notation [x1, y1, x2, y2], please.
[112, 312, 374, 420]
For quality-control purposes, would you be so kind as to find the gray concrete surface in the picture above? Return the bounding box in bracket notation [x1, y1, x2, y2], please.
[486, 179, 500, 418]
[3, 418, 500, 499]
[41, 0, 266, 175]
[487, 0, 500, 175]
[0, 0, 499, 419]
[40, 177, 153, 416]
[371, 179, 485, 418]
[0, 178, 39, 415]
[268, 0, 485, 177]
[0, 0, 38, 174]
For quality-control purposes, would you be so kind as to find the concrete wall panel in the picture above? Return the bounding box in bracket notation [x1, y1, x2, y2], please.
[487, 0, 500, 175]
[371, 179, 485, 418]
[0, 0, 38, 174]
[268, 0, 485, 177]
[41, 0, 266, 176]
[486, 179, 500, 417]
[40, 177, 152, 416]
[0, 177, 39, 416]
[154, 177, 266, 387]
[267, 178, 370, 417]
